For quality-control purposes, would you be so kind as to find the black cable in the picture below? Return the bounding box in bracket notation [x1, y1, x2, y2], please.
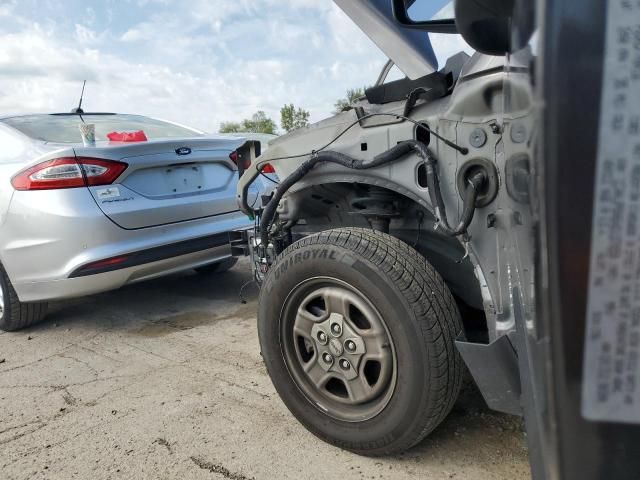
[258, 142, 486, 250]
[239, 279, 257, 304]
[249, 189, 259, 209]
[259, 140, 429, 247]
[423, 151, 486, 236]
[259, 171, 279, 184]
[254, 111, 467, 172]
[244, 112, 467, 217]
[249, 111, 479, 255]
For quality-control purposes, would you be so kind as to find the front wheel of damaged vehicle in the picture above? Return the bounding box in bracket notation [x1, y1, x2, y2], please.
[258, 228, 463, 456]
[0, 264, 48, 332]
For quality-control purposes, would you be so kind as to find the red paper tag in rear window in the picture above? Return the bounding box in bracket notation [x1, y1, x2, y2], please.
[106, 130, 148, 142]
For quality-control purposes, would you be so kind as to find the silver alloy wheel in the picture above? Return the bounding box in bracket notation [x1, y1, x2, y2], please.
[281, 277, 397, 422]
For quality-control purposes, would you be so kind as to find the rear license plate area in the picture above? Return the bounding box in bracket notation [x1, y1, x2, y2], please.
[165, 165, 204, 194]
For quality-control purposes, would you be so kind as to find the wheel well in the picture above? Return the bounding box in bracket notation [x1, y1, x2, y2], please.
[277, 182, 488, 340]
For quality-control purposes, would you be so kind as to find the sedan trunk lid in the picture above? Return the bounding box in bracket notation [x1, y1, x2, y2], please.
[75, 137, 257, 229]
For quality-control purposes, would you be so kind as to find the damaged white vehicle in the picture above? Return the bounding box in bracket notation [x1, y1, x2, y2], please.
[236, 0, 535, 456]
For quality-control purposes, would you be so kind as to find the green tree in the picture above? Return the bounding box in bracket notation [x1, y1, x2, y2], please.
[333, 87, 366, 114]
[219, 111, 277, 134]
[219, 121, 243, 133]
[241, 110, 277, 134]
[280, 103, 310, 133]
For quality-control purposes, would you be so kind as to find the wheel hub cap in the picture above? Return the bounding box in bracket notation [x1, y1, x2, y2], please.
[328, 336, 344, 357]
[312, 313, 365, 381]
[287, 281, 396, 420]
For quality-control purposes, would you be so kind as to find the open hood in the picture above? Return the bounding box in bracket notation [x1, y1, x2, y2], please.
[334, 0, 438, 79]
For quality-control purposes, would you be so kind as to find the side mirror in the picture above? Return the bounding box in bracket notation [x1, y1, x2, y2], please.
[391, 0, 458, 33]
[455, 0, 533, 55]
[392, 0, 535, 56]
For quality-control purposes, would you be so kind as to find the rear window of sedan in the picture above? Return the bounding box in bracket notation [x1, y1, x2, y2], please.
[2, 114, 203, 143]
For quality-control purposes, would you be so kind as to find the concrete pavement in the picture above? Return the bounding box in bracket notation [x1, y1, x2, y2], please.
[0, 259, 529, 480]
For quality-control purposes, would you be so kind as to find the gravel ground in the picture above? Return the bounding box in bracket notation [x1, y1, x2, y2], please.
[0, 258, 530, 480]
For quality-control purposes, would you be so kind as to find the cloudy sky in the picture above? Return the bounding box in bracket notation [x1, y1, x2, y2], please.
[0, 0, 459, 133]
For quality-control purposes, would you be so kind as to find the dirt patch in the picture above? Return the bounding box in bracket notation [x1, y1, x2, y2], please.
[134, 303, 257, 337]
[153, 437, 173, 454]
[134, 311, 217, 337]
[190, 456, 255, 480]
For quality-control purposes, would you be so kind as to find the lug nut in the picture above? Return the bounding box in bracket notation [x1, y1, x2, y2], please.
[322, 353, 333, 365]
[317, 331, 328, 345]
[345, 340, 356, 352]
[339, 359, 350, 370]
[331, 323, 342, 336]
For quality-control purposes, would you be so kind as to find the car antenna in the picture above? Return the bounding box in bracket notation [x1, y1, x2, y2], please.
[70, 80, 86, 120]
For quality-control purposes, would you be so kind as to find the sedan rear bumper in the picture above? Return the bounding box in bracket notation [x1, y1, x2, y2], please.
[14, 243, 233, 302]
[68, 231, 231, 277]
[0, 188, 253, 302]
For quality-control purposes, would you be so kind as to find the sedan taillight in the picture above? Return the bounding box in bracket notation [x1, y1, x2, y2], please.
[229, 150, 275, 173]
[261, 163, 275, 174]
[11, 157, 128, 191]
[229, 150, 251, 170]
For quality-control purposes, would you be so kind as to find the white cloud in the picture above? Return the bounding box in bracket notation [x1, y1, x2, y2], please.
[74, 24, 98, 44]
[0, 1, 403, 133]
[0, 26, 294, 130]
[0, 3, 14, 17]
[120, 28, 144, 42]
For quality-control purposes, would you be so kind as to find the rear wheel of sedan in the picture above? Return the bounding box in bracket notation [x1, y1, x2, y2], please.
[258, 228, 463, 456]
[195, 257, 238, 275]
[0, 265, 48, 332]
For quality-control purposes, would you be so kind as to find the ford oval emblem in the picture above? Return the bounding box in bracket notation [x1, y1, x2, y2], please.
[176, 147, 191, 156]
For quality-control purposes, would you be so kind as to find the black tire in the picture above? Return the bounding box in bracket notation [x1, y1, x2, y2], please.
[0, 264, 48, 332]
[194, 257, 238, 275]
[258, 228, 463, 456]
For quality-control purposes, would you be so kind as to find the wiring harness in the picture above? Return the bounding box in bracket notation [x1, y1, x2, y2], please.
[258, 140, 487, 253]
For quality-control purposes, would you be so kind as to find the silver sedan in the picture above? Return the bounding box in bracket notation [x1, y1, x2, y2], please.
[0, 112, 272, 331]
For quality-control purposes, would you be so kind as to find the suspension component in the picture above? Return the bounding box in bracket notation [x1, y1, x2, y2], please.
[349, 187, 399, 233]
